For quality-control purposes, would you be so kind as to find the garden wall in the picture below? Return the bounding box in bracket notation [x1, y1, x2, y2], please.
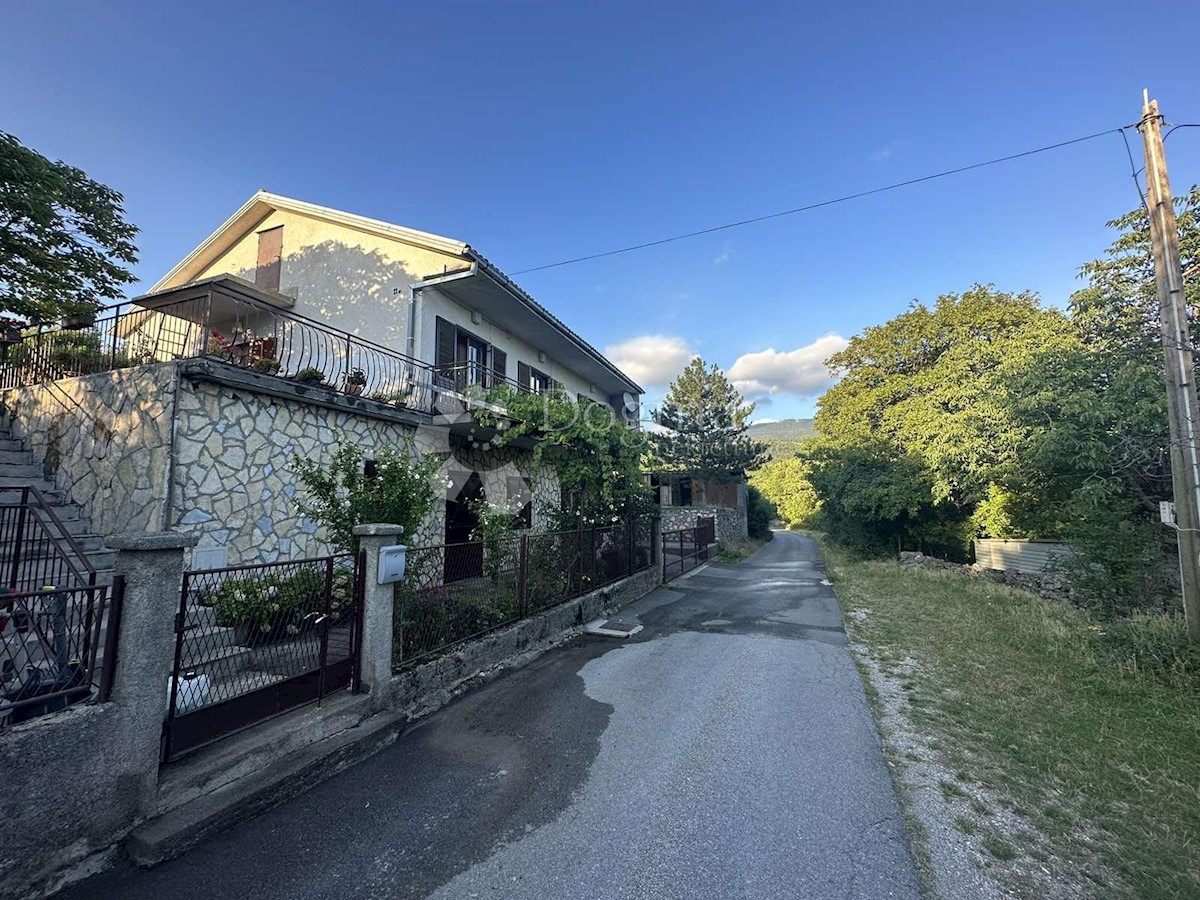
[660, 500, 747, 544]
[390, 563, 661, 718]
[0, 364, 177, 536]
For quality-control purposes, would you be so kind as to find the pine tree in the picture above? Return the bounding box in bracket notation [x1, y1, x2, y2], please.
[648, 358, 766, 481]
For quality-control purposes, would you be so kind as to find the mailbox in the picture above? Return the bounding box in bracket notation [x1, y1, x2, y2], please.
[378, 544, 407, 584]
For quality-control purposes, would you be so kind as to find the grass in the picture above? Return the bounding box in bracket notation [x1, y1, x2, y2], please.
[821, 539, 1200, 900]
[716, 536, 768, 564]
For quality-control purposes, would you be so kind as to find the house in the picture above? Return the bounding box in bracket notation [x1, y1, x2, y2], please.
[0, 192, 643, 570]
[649, 472, 748, 544]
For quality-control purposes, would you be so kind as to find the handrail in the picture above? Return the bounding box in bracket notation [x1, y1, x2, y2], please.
[24, 485, 98, 582]
[0, 485, 97, 590]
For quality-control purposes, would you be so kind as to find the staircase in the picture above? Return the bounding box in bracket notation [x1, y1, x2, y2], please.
[0, 420, 116, 587]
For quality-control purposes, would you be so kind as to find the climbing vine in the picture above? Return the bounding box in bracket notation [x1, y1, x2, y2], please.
[473, 386, 651, 531]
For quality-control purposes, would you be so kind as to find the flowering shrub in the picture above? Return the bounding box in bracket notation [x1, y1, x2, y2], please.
[209, 568, 324, 628]
[293, 441, 441, 552]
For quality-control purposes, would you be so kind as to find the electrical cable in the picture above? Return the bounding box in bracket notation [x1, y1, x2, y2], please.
[509, 126, 1133, 276]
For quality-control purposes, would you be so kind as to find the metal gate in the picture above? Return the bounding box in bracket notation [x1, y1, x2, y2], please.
[662, 518, 715, 582]
[162, 554, 361, 761]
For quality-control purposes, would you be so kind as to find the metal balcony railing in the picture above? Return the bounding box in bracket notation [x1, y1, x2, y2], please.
[0, 288, 442, 415]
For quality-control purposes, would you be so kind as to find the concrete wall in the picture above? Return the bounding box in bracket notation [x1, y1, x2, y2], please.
[0, 533, 192, 900]
[0, 364, 177, 535]
[391, 563, 662, 718]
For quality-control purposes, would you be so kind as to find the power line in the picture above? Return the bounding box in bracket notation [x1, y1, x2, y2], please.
[509, 125, 1132, 276]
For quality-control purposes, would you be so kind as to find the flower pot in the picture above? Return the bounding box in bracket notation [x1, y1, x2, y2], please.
[59, 312, 97, 330]
[344, 382, 365, 396]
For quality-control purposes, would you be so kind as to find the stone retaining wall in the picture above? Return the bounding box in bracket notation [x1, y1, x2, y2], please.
[660, 500, 748, 544]
[2, 360, 561, 567]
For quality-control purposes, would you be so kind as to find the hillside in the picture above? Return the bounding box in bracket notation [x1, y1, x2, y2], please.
[747, 418, 815, 441]
[748, 418, 815, 460]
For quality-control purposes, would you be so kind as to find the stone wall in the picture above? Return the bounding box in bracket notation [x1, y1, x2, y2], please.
[1, 364, 176, 535]
[3, 360, 562, 568]
[660, 500, 748, 544]
[172, 376, 560, 566]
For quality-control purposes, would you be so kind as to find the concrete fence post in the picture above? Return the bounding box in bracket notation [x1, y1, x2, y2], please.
[651, 516, 663, 581]
[353, 524, 403, 712]
[105, 530, 198, 814]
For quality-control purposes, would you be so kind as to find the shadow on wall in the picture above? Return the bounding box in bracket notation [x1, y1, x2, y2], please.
[225, 241, 421, 355]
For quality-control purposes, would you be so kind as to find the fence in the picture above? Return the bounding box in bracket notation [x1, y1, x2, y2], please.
[163, 553, 360, 761]
[0, 285, 441, 414]
[395, 518, 655, 667]
[0, 486, 111, 726]
[662, 517, 715, 581]
[973, 538, 1075, 576]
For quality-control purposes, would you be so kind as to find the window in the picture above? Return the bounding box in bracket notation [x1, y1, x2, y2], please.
[255, 226, 283, 291]
[434, 317, 506, 390]
[517, 361, 552, 394]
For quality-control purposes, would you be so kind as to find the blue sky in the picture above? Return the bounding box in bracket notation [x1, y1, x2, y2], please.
[5, 1, 1197, 419]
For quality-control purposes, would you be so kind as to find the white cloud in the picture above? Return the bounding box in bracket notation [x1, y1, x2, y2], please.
[605, 334, 698, 388]
[713, 245, 732, 264]
[753, 417, 779, 425]
[728, 334, 848, 402]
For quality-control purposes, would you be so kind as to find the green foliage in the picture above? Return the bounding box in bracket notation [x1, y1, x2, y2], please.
[293, 366, 325, 384]
[473, 386, 650, 529]
[209, 567, 348, 629]
[748, 457, 821, 527]
[292, 441, 440, 552]
[647, 358, 767, 481]
[469, 497, 522, 584]
[1093, 611, 1200, 689]
[0, 132, 138, 322]
[746, 485, 775, 540]
[804, 440, 940, 555]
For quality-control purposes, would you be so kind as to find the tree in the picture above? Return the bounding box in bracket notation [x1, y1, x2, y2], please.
[1000, 188, 1200, 613]
[748, 457, 820, 527]
[647, 358, 767, 480]
[0, 131, 138, 323]
[809, 285, 1076, 554]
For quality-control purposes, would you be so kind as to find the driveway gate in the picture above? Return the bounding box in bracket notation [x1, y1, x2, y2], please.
[662, 517, 715, 582]
[162, 554, 362, 761]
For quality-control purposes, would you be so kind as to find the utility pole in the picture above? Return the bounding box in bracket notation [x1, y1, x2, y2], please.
[1140, 90, 1200, 640]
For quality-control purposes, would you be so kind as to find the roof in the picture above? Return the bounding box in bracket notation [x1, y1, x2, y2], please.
[150, 191, 642, 395]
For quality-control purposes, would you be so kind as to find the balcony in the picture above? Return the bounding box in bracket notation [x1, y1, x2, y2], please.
[0, 278, 441, 415]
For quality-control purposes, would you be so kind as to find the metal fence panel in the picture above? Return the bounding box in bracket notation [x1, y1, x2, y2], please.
[973, 539, 1074, 575]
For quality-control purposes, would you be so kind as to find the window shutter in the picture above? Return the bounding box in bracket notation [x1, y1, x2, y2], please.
[491, 347, 507, 386]
[255, 226, 283, 291]
[435, 317, 455, 371]
[517, 361, 531, 390]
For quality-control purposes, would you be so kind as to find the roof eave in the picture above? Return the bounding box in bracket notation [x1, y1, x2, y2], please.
[461, 249, 644, 396]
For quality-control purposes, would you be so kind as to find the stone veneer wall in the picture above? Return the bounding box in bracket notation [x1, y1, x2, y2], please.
[2, 360, 563, 567]
[660, 500, 748, 544]
[171, 377, 559, 566]
[0, 364, 176, 536]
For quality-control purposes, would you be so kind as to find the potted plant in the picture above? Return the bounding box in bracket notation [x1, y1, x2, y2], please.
[293, 366, 326, 386]
[344, 368, 367, 395]
[251, 357, 281, 375]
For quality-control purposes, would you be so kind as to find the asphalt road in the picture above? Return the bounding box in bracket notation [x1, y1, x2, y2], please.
[63, 530, 920, 900]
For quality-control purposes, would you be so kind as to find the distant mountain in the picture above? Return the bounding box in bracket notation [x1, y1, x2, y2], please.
[747, 418, 815, 441]
[747, 418, 816, 460]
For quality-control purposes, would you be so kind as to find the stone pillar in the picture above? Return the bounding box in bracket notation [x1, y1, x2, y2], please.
[105, 530, 197, 813]
[352, 524, 403, 712]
